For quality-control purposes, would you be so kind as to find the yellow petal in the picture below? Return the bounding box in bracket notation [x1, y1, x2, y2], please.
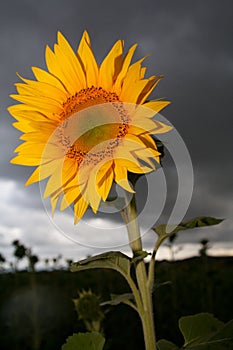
[15, 79, 67, 102]
[60, 186, 81, 211]
[120, 57, 147, 96]
[26, 159, 63, 186]
[32, 66, 68, 93]
[77, 31, 91, 55]
[140, 66, 147, 79]
[129, 116, 162, 134]
[11, 155, 43, 166]
[43, 158, 77, 198]
[97, 163, 114, 201]
[114, 43, 137, 94]
[137, 76, 162, 104]
[150, 121, 173, 135]
[51, 194, 60, 216]
[124, 134, 159, 168]
[143, 100, 171, 114]
[56, 32, 86, 89]
[95, 160, 113, 185]
[8, 104, 52, 122]
[12, 121, 33, 133]
[14, 141, 44, 155]
[45, 45, 79, 94]
[114, 143, 145, 170]
[77, 31, 99, 87]
[98, 40, 124, 90]
[120, 78, 155, 104]
[20, 130, 52, 143]
[114, 161, 135, 193]
[138, 132, 158, 150]
[85, 170, 102, 213]
[10, 94, 62, 114]
[74, 195, 89, 224]
[115, 158, 152, 174]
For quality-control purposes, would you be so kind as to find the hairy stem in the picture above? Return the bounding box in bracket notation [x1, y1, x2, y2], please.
[122, 191, 156, 350]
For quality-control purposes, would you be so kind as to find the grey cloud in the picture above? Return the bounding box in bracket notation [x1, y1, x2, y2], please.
[0, 0, 232, 258]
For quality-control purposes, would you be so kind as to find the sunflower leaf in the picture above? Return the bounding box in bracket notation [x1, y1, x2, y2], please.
[100, 293, 134, 307]
[62, 332, 105, 350]
[158, 314, 233, 350]
[179, 313, 233, 349]
[153, 216, 223, 241]
[157, 339, 179, 350]
[71, 251, 131, 279]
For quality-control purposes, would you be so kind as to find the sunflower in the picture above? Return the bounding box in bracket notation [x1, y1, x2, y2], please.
[9, 31, 171, 223]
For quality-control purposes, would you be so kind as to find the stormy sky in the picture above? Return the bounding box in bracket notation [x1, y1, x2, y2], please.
[0, 0, 232, 266]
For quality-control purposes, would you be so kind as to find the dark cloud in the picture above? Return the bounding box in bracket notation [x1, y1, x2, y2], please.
[0, 0, 232, 258]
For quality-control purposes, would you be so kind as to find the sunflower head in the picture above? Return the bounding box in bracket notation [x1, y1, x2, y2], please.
[9, 31, 172, 223]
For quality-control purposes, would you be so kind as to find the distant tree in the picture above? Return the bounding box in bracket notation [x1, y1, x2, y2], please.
[0, 253, 6, 271]
[0, 253, 5, 263]
[66, 259, 73, 270]
[28, 254, 39, 272]
[199, 239, 210, 257]
[52, 257, 57, 268]
[44, 258, 50, 269]
[12, 240, 39, 272]
[52, 254, 62, 269]
[12, 240, 27, 271]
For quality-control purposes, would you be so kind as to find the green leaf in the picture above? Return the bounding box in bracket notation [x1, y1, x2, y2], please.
[71, 251, 131, 279]
[159, 314, 233, 350]
[100, 293, 134, 307]
[157, 339, 179, 350]
[179, 313, 224, 347]
[153, 216, 223, 241]
[62, 332, 105, 350]
[179, 313, 233, 349]
[180, 217, 224, 229]
[208, 319, 233, 349]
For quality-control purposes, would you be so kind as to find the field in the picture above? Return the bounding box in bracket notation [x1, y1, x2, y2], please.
[0, 256, 232, 350]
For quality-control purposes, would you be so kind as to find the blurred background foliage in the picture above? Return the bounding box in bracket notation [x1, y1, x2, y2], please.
[0, 240, 232, 349]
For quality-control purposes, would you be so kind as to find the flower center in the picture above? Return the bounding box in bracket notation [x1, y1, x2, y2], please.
[58, 86, 129, 166]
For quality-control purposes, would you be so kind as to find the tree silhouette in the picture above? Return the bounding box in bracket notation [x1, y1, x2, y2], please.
[12, 240, 27, 271]
[27, 250, 39, 272]
[0, 252, 6, 271]
[12, 240, 39, 272]
[199, 239, 210, 257]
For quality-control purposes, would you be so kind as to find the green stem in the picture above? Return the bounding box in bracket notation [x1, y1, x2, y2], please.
[148, 237, 163, 293]
[122, 191, 156, 350]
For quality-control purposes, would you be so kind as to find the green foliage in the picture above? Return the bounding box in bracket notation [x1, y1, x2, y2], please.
[179, 313, 224, 347]
[1, 258, 233, 349]
[62, 332, 105, 350]
[154, 216, 224, 244]
[157, 313, 233, 350]
[100, 293, 134, 307]
[71, 251, 131, 280]
[157, 340, 179, 350]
